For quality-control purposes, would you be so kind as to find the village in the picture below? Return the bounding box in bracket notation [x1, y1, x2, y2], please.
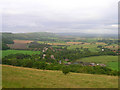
[41, 46, 106, 67]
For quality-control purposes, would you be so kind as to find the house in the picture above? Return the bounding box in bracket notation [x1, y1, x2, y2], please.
[43, 50, 45, 52]
[59, 60, 62, 64]
[64, 62, 71, 65]
[102, 49, 104, 51]
[65, 59, 69, 61]
[97, 64, 99, 65]
[43, 54, 46, 59]
[99, 64, 106, 67]
[51, 55, 55, 59]
[90, 63, 96, 66]
[67, 62, 71, 65]
[83, 62, 90, 66]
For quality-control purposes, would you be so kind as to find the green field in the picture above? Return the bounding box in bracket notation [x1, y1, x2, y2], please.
[37, 40, 65, 44]
[76, 56, 118, 64]
[2, 50, 41, 58]
[107, 62, 119, 71]
[67, 44, 101, 52]
[2, 65, 118, 88]
[76, 56, 118, 70]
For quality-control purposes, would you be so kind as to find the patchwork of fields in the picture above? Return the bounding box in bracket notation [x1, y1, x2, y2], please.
[37, 40, 118, 52]
[2, 32, 119, 88]
[2, 65, 118, 88]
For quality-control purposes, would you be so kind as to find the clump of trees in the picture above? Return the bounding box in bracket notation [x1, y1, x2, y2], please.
[29, 42, 51, 50]
[2, 43, 10, 50]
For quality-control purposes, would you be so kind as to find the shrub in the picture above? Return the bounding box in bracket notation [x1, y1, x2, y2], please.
[62, 66, 70, 75]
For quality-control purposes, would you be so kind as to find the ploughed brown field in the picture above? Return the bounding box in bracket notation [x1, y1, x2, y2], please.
[95, 42, 107, 45]
[13, 40, 33, 43]
[105, 45, 118, 51]
[7, 40, 33, 50]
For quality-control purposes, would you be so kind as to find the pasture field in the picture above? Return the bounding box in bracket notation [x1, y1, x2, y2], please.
[37, 41, 46, 44]
[37, 41, 65, 44]
[75, 56, 118, 70]
[76, 56, 118, 64]
[2, 65, 118, 88]
[2, 50, 41, 58]
[67, 44, 101, 52]
[107, 62, 119, 71]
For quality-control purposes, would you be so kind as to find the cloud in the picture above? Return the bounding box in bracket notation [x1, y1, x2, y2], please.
[1, 0, 118, 34]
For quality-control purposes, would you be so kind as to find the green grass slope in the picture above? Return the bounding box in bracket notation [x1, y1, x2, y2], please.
[2, 65, 118, 88]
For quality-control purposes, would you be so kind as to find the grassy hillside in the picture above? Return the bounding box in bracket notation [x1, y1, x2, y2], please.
[2, 65, 118, 88]
[2, 50, 41, 58]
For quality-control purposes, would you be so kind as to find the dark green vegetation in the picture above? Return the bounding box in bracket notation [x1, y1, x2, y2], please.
[2, 65, 118, 88]
[2, 50, 41, 58]
[1, 33, 14, 50]
[2, 53, 119, 76]
[62, 66, 70, 75]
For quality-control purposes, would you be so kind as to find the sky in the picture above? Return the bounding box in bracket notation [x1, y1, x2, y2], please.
[0, 0, 119, 34]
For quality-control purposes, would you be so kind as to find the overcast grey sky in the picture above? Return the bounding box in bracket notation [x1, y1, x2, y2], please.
[0, 0, 118, 34]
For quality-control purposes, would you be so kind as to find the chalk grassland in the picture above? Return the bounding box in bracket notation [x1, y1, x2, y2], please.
[76, 56, 118, 70]
[2, 50, 41, 58]
[7, 40, 33, 49]
[2, 65, 118, 88]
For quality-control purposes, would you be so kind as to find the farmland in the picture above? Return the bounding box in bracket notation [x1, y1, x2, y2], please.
[1, 32, 119, 88]
[76, 56, 118, 64]
[37, 40, 118, 52]
[2, 65, 118, 88]
[67, 44, 100, 52]
[13, 40, 33, 44]
[2, 50, 41, 58]
[7, 40, 33, 50]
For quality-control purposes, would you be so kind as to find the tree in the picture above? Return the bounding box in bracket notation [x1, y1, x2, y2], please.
[62, 66, 70, 75]
[2, 43, 10, 50]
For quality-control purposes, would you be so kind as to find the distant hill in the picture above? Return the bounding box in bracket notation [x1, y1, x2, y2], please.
[1, 32, 59, 41]
[56, 32, 118, 38]
[1, 32, 118, 43]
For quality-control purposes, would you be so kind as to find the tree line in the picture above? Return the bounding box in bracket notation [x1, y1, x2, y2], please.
[2, 53, 119, 76]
